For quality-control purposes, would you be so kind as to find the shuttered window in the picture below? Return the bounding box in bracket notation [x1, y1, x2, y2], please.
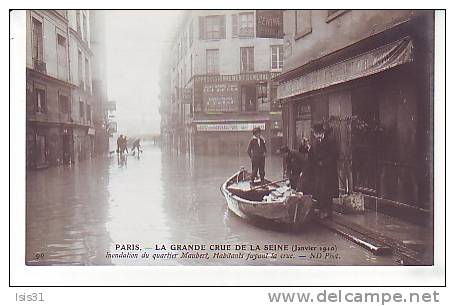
[32, 18, 43, 61]
[189, 21, 194, 46]
[57, 34, 67, 79]
[78, 50, 83, 88]
[295, 10, 312, 39]
[232, 14, 238, 37]
[240, 47, 254, 72]
[76, 10, 82, 34]
[239, 12, 254, 37]
[206, 49, 219, 74]
[199, 15, 225, 40]
[271, 45, 284, 70]
[59, 94, 70, 113]
[35, 88, 46, 113]
[85, 58, 90, 92]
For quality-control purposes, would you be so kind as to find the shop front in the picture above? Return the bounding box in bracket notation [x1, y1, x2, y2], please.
[192, 120, 268, 155]
[277, 31, 433, 223]
[190, 72, 281, 156]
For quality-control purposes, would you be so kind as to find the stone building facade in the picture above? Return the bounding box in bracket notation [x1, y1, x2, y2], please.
[26, 10, 109, 169]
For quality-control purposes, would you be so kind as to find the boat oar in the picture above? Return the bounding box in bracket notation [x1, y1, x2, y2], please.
[250, 178, 288, 191]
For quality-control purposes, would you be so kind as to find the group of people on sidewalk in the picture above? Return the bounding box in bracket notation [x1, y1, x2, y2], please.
[116, 135, 142, 156]
[247, 123, 339, 219]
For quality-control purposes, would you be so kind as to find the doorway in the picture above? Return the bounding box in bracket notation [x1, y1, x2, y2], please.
[241, 85, 256, 112]
[351, 86, 379, 194]
[62, 129, 73, 164]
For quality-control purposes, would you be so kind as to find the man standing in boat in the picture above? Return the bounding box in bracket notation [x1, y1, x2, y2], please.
[311, 123, 339, 219]
[247, 127, 267, 186]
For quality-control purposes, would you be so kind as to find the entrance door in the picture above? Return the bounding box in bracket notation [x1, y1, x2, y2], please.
[62, 134, 71, 164]
[241, 85, 256, 112]
[36, 135, 46, 166]
[351, 86, 379, 194]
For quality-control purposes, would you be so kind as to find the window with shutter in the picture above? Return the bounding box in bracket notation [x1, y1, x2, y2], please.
[232, 14, 238, 37]
[85, 58, 90, 92]
[295, 10, 312, 39]
[271, 45, 284, 70]
[240, 47, 254, 72]
[78, 50, 83, 88]
[200, 15, 225, 40]
[76, 10, 82, 35]
[219, 15, 226, 39]
[59, 94, 70, 113]
[79, 101, 85, 119]
[87, 104, 92, 123]
[206, 49, 219, 74]
[57, 34, 67, 80]
[32, 18, 43, 61]
[189, 21, 194, 46]
[82, 12, 88, 42]
[35, 88, 46, 113]
[239, 12, 254, 37]
[199, 16, 205, 40]
[206, 16, 220, 39]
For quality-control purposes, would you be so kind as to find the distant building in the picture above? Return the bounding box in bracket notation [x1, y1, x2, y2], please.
[276, 10, 434, 223]
[160, 10, 284, 156]
[26, 10, 109, 169]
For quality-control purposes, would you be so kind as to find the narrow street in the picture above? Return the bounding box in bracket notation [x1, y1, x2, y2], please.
[26, 142, 400, 266]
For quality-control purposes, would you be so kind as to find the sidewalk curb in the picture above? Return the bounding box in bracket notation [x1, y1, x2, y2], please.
[316, 218, 392, 256]
[316, 215, 429, 265]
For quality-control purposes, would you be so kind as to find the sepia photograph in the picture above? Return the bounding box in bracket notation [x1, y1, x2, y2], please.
[17, 8, 440, 274]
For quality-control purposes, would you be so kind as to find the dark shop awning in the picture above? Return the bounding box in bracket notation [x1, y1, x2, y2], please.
[277, 36, 414, 99]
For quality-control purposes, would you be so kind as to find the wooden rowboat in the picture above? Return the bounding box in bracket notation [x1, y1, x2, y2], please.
[220, 168, 314, 228]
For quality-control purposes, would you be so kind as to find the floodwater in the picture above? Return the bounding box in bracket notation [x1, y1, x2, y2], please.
[26, 142, 399, 266]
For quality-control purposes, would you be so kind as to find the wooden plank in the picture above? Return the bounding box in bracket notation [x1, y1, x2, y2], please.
[329, 215, 428, 265]
[317, 218, 392, 256]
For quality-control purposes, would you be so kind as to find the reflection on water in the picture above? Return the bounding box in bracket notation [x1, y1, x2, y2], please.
[26, 143, 398, 266]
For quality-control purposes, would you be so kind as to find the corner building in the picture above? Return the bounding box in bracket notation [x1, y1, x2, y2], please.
[26, 10, 107, 169]
[163, 10, 284, 155]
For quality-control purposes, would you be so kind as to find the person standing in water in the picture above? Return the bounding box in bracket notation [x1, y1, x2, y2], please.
[247, 127, 267, 185]
[131, 138, 141, 156]
[310, 123, 338, 219]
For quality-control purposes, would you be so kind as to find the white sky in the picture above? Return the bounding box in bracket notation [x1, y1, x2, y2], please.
[105, 10, 181, 136]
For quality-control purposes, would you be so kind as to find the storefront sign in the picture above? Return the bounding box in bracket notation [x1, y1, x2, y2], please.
[196, 122, 266, 132]
[203, 83, 239, 112]
[278, 36, 414, 99]
[194, 72, 280, 84]
[256, 10, 284, 39]
[87, 128, 96, 135]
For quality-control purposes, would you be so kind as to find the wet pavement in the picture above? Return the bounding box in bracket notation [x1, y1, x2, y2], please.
[26, 142, 400, 266]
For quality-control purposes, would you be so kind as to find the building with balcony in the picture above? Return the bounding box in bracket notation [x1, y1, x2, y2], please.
[26, 10, 108, 169]
[276, 10, 434, 224]
[160, 10, 284, 156]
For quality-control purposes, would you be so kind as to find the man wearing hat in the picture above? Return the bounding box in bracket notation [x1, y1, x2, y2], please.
[247, 127, 267, 185]
[311, 123, 339, 219]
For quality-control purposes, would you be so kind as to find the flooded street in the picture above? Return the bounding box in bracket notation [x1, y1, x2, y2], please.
[26, 142, 399, 266]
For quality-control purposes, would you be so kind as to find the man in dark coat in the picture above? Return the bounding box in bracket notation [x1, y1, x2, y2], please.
[310, 123, 339, 219]
[298, 138, 314, 195]
[116, 134, 123, 154]
[279, 146, 304, 191]
[247, 127, 267, 185]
